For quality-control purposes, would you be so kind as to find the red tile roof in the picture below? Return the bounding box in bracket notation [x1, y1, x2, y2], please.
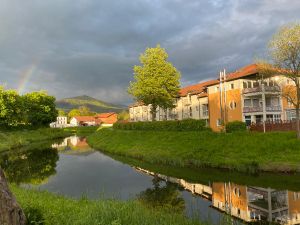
[179, 79, 218, 97]
[225, 64, 258, 81]
[73, 116, 102, 125]
[96, 112, 116, 118]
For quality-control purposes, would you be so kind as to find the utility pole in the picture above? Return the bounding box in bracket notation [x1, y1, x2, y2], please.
[261, 77, 266, 133]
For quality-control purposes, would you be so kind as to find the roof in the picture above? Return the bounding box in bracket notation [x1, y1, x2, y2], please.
[73, 116, 102, 124]
[179, 79, 218, 97]
[96, 112, 116, 118]
[225, 64, 258, 81]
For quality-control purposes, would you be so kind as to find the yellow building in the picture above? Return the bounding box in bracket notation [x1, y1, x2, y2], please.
[129, 64, 294, 131]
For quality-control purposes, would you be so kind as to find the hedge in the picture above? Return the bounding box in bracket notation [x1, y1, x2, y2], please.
[225, 121, 247, 133]
[113, 119, 211, 131]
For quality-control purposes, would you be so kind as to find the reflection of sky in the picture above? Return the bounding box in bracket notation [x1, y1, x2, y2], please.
[38, 152, 154, 199]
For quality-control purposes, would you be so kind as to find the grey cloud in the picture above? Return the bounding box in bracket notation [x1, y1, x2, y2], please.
[0, 0, 300, 104]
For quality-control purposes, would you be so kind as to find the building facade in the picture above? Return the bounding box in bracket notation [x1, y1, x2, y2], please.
[129, 64, 295, 131]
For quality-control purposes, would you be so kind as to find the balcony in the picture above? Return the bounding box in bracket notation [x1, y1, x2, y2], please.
[242, 86, 280, 95]
[243, 106, 282, 113]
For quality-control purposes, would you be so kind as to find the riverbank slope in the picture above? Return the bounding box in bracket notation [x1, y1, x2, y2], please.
[12, 185, 203, 225]
[0, 128, 72, 152]
[88, 129, 300, 173]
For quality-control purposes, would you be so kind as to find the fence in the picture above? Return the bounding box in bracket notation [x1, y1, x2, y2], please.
[250, 120, 299, 132]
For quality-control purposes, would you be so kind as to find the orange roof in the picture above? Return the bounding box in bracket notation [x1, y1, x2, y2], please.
[179, 79, 218, 97]
[96, 112, 116, 118]
[225, 64, 258, 81]
[73, 116, 97, 122]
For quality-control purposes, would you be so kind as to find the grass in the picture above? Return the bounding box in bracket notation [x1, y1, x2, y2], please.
[63, 126, 101, 136]
[11, 185, 204, 225]
[87, 129, 300, 173]
[0, 128, 72, 152]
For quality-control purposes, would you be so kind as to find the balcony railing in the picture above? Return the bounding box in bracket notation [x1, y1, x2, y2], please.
[243, 106, 282, 113]
[242, 86, 280, 94]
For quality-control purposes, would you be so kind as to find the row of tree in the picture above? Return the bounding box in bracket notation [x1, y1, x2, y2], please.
[0, 86, 57, 127]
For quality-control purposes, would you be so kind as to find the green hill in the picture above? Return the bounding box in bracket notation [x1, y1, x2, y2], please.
[56, 95, 126, 113]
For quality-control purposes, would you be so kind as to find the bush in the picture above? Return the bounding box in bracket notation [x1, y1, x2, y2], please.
[225, 121, 247, 133]
[113, 119, 211, 132]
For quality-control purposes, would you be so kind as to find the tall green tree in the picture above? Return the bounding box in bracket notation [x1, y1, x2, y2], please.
[128, 45, 181, 121]
[67, 106, 94, 118]
[0, 86, 24, 127]
[23, 91, 58, 126]
[258, 23, 300, 138]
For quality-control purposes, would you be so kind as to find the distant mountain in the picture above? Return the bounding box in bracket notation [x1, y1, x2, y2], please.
[56, 95, 126, 113]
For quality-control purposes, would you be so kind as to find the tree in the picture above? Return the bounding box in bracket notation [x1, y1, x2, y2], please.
[117, 110, 130, 121]
[58, 109, 66, 116]
[128, 45, 181, 121]
[0, 86, 24, 127]
[67, 106, 94, 118]
[23, 91, 58, 127]
[258, 23, 300, 138]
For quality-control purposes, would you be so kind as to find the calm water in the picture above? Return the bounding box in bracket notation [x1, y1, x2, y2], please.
[1, 136, 300, 224]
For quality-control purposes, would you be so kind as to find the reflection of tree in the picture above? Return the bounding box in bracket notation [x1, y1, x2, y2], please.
[0, 145, 58, 185]
[137, 176, 185, 213]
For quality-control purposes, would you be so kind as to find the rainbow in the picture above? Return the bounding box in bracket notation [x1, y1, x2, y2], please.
[17, 63, 37, 94]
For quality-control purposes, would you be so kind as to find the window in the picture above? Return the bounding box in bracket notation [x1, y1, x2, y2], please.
[244, 99, 251, 107]
[231, 83, 234, 90]
[189, 107, 192, 117]
[243, 81, 247, 89]
[253, 99, 259, 107]
[202, 104, 209, 117]
[245, 116, 251, 126]
[229, 101, 237, 109]
[217, 119, 222, 127]
[274, 114, 281, 121]
[247, 81, 252, 88]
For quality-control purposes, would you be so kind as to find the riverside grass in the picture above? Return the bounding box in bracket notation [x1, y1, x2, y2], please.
[11, 186, 203, 225]
[0, 128, 71, 152]
[88, 129, 300, 173]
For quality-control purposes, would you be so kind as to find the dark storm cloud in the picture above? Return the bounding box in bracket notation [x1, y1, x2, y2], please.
[0, 0, 300, 104]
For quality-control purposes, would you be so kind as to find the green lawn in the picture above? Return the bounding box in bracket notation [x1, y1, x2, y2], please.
[12, 186, 203, 225]
[88, 129, 300, 173]
[0, 128, 72, 152]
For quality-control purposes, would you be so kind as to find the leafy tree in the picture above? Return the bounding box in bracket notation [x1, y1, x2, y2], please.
[23, 91, 58, 127]
[258, 23, 300, 138]
[67, 106, 94, 118]
[117, 110, 130, 121]
[58, 109, 66, 116]
[128, 45, 181, 121]
[0, 86, 24, 127]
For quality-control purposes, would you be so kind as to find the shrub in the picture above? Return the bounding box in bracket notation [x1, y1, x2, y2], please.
[225, 121, 247, 133]
[113, 119, 211, 132]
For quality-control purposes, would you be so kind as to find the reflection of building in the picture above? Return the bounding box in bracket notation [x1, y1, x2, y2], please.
[134, 167, 300, 225]
[52, 136, 92, 153]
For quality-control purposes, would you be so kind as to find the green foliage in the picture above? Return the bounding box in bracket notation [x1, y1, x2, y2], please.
[58, 109, 66, 116]
[0, 86, 58, 127]
[67, 106, 95, 118]
[128, 45, 181, 119]
[117, 110, 130, 121]
[113, 119, 210, 131]
[24, 91, 58, 126]
[0, 86, 24, 126]
[225, 121, 247, 133]
[12, 186, 202, 225]
[88, 129, 300, 173]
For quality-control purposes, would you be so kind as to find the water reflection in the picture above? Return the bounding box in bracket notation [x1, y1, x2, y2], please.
[135, 167, 300, 224]
[0, 145, 58, 185]
[52, 136, 94, 154]
[137, 176, 185, 213]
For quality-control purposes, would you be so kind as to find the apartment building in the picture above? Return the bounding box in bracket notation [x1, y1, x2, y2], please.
[129, 64, 295, 131]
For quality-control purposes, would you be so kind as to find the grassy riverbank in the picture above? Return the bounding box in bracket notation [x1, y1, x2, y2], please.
[12, 186, 203, 225]
[88, 129, 300, 173]
[0, 128, 72, 152]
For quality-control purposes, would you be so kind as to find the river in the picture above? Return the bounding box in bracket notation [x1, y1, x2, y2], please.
[1, 135, 300, 224]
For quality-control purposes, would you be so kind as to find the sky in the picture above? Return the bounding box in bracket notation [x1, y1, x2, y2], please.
[0, 0, 300, 104]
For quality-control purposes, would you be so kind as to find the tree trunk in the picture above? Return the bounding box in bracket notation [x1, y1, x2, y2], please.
[151, 104, 157, 122]
[0, 168, 26, 225]
[296, 81, 300, 139]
